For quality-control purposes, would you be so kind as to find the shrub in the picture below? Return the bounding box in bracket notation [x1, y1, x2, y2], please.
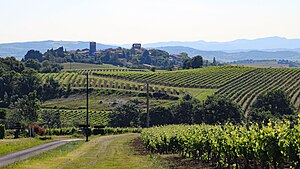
[250, 89, 295, 122]
[0, 124, 5, 139]
[196, 94, 243, 124]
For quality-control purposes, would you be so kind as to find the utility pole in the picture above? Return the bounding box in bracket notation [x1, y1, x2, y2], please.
[86, 73, 89, 142]
[146, 82, 150, 128]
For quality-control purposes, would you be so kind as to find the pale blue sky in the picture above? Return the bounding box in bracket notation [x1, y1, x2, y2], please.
[0, 0, 300, 44]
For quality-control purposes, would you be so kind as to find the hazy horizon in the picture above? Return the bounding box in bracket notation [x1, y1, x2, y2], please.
[1, 0, 300, 44]
[0, 36, 297, 45]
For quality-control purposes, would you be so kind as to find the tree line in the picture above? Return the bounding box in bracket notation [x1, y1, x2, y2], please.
[109, 89, 296, 128]
[0, 57, 68, 131]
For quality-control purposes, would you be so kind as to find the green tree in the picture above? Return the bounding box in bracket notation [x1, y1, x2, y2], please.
[56, 46, 65, 57]
[102, 51, 111, 62]
[183, 56, 203, 69]
[40, 109, 61, 131]
[41, 77, 62, 101]
[24, 50, 44, 62]
[172, 99, 198, 124]
[109, 100, 143, 127]
[17, 69, 41, 97]
[0, 109, 6, 124]
[141, 50, 152, 64]
[249, 89, 295, 122]
[0, 57, 24, 72]
[191, 55, 203, 68]
[11, 91, 40, 125]
[147, 106, 174, 126]
[212, 57, 217, 66]
[200, 94, 242, 124]
[40, 60, 63, 73]
[183, 59, 191, 69]
[0, 71, 20, 102]
[180, 52, 189, 58]
[25, 59, 42, 71]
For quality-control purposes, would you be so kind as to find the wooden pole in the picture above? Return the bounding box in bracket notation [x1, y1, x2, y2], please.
[86, 73, 89, 142]
[146, 83, 150, 128]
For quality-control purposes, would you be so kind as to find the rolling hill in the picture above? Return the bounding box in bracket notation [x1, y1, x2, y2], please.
[0, 40, 116, 59]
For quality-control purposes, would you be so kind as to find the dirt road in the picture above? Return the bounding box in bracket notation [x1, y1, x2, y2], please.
[4, 133, 164, 169]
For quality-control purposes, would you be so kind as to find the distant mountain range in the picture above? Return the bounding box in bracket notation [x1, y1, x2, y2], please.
[1, 37, 300, 61]
[157, 46, 300, 62]
[143, 37, 300, 51]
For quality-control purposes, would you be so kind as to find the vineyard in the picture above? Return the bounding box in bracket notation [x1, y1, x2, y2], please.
[87, 66, 300, 111]
[92, 66, 255, 88]
[42, 109, 111, 127]
[75, 68, 148, 74]
[216, 67, 300, 112]
[39, 66, 300, 112]
[39, 72, 186, 95]
[141, 123, 300, 168]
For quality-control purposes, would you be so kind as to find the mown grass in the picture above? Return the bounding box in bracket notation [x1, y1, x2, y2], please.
[4, 141, 84, 169]
[184, 88, 217, 101]
[0, 138, 52, 155]
[193, 89, 217, 100]
[4, 134, 167, 169]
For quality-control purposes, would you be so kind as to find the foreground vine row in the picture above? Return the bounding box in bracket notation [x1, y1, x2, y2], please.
[141, 123, 300, 168]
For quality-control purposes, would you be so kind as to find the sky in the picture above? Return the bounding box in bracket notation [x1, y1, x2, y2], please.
[0, 0, 300, 44]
